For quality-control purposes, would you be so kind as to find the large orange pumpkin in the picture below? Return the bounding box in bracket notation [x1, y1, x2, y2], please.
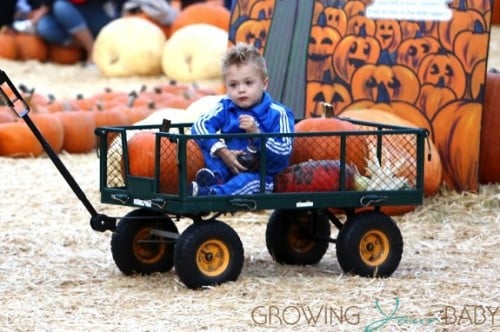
[291, 113, 368, 174]
[339, 108, 443, 197]
[126, 131, 205, 194]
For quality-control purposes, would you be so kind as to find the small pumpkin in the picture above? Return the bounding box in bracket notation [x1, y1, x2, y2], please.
[306, 25, 341, 82]
[274, 159, 359, 193]
[47, 44, 84, 65]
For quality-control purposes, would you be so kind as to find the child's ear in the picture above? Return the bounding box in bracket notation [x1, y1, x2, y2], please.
[263, 77, 269, 90]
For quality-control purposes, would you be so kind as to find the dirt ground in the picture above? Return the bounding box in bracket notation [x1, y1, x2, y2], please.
[0, 27, 499, 332]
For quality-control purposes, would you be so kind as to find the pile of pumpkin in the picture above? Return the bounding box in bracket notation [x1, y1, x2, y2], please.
[0, 2, 231, 82]
[0, 81, 220, 157]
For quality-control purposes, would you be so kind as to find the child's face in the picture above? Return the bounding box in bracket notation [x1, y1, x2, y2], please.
[224, 63, 269, 109]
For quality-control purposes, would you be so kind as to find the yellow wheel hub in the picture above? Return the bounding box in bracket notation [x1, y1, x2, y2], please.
[134, 228, 166, 264]
[196, 239, 230, 277]
[359, 230, 390, 266]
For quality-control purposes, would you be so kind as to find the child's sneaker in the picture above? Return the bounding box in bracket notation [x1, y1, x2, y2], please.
[195, 168, 216, 187]
[187, 181, 215, 196]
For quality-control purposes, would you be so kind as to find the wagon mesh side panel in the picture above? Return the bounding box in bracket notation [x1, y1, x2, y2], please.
[280, 129, 419, 193]
[105, 130, 126, 188]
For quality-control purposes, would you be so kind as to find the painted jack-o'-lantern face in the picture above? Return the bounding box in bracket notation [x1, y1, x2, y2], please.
[250, 0, 275, 20]
[351, 64, 420, 104]
[346, 15, 376, 36]
[375, 19, 402, 52]
[306, 81, 352, 117]
[396, 35, 441, 73]
[323, 7, 347, 35]
[307, 25, 341, 81]
[333, 32, 381, 84]
[235, 19, 271, 51]
[418, 51, 467, 99]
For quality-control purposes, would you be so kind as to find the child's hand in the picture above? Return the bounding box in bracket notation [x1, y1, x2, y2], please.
[216, 147, 248, 174]
[239, 115, 259, 133]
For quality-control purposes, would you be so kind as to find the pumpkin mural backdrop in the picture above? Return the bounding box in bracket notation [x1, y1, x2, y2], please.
[228, 0, 492, 192]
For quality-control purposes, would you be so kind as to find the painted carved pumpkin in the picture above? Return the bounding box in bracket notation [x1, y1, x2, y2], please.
[306, 82, 352, 118]
[416, 84, 457, 119]
[346, 15, 376, 36]
[307, 25, 341, 82]
[374, 19, 402, 53]
[417, 50, 467, 100]
[350, 64, 420, 104]
[234, 18, 271, 50]
[332, 27, 381, 84]
[437, 0, 486, 52]
[395, 33, 441, 73]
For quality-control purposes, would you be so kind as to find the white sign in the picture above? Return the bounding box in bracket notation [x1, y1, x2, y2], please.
[366, 0, 452, 21]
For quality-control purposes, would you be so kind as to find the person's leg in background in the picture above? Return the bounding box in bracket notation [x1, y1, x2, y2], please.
[36, 0, 94, 63]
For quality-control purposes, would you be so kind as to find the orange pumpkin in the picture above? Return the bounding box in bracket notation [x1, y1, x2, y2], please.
[126, 131, 204, 194]
[14, 33, 49, 62]
[56, 111, 96, 153]
[0, 27, 18, 60]
[479, 71, 500, 183]
[291, 113, 368, 174]
[344, 100, 433, 134]
[169, 3, 231, 37]
[0, 113, 64, 157]
[47, 44, 84, 65]
[431, 100, 482, 191]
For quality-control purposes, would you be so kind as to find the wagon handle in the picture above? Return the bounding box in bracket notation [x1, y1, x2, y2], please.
[360, 195, 388, 207]
[0, 70, 114, 232]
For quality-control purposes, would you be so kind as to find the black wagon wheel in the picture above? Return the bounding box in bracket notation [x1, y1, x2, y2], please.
[336, 210, 403, 277]
[111, 208, 179, 275]
[174, 220, 244, 289]
[265, 209, 331, 265]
